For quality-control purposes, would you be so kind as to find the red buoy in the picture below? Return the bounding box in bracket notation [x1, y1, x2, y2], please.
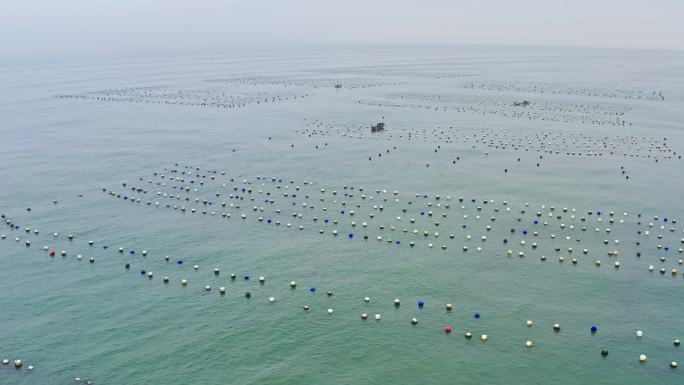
[49, 250, 56, 256]
[444, 325, 452, 334]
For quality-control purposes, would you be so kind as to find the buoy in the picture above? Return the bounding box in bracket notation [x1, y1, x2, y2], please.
[591, 325, 598, 333]
[14, 359, 22, 368]
[245, 292, 251, 298]
[639, 354, 647, 363]
[525, 340, 534, 348]
[361, 313, 368, 320]
[219, 287, 226, 295]
[163, 276, 169, 283]
[444, 325, 452, 333]
[181, 279, 188, 286]
[411, 318, 418, 325]
[364, 296, 370, 303]
[636, 330, 643, 338]
[374, 314, 381, 320]
[2, 358, 8, 365]
[601, 348, 609, 356]
[303, 305, 310, 311]
[672, 361, 678, 368]
[464, 332, 473, 339]
[290, 281, 297, 288]
[446, 303, 453, 311]
[327, 308, 334, 314]
[269, 296, 275, 303]
[214, 268, 220, 276]
[675, 339, 681, 347]
[394, 298, 400, 306]
[205, 285, 211, 291]
[481, 334, 488, 341]
[553, 323, 560, 331]
[526, 320, 534, 327]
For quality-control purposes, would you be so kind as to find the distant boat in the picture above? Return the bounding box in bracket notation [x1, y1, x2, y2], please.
[334, 83, 343, 89]
[371, 122, 385, 133]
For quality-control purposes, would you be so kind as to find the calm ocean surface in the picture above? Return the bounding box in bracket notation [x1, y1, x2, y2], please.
[1, 46, 683, 384]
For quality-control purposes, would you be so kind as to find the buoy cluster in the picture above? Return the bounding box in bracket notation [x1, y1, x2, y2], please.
[86, 164, 684, 283]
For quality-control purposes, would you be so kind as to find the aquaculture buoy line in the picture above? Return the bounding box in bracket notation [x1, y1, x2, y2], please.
[89, 162, 684, 281]
[0, 356, 35, 371]
[298, 119, 679, 163]
[2, 213, 683, 367]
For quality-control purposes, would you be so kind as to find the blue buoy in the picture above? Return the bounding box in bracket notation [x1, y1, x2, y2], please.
[103, 245, 108, 249]
[310, 287, 316, 293]
[462, 225, 467, 228]
[533, 220, 539, 224]
[418, 301, 424, 308]
[130, 250, 135, 255]
[348, 233, 353, 239]
[267, 219, 272, 224]
[396, 240, 400, 244]
[177, 260, 183, 265]
[244, 275, 250, 281]
[471, 198, 476, 203]
[140, 270, 146, 275]
[474, 313, 481, 319]
[341, 210, 345, 214]
[324, 219, 329, 223]
[523, 230, 528, 235]
[591, 325, 598, 333]
[125, 263, 130, 269]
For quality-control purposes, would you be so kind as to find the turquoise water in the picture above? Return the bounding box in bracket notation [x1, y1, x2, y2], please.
[1, 46, 683, 384]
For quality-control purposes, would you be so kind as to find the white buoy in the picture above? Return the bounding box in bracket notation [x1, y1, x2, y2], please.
[14, 359, 22, 368]
[394, 299, 400, 306]
[269, 296, 275, 303]
[290, 281, 297, 288]
[181, 279, 188, 286]
[525, 340, 534, 348]
[205, 285, 211, 291]
[219, 287, 226, 295]
[364, 296, 370, 303]
[481, 334, 488, 341]
[446, 303, 453, 311]
[526, 320, 534, 327]
[361, 313, 368, 320]
[411, 318, 418, 325]
[636, 330, 643, 338]
[327, 308, 334, 314]
[672, 361, 678, 368]
[374, 313, 381, 320]
[639, 354, 647, 363]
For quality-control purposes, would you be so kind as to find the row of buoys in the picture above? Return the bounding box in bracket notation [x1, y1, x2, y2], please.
[1, 358, 33, 370]
[56, 86, 313, 111]
[100, 171, 684, 281]
[300, 119, 678, 161]
[12, 211, 684, 353]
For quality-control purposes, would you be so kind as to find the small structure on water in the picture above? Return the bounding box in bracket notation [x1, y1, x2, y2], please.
[371, 118, 385, 133]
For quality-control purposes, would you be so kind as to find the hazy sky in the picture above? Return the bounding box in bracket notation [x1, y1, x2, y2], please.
[2, 0, 683, 62]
